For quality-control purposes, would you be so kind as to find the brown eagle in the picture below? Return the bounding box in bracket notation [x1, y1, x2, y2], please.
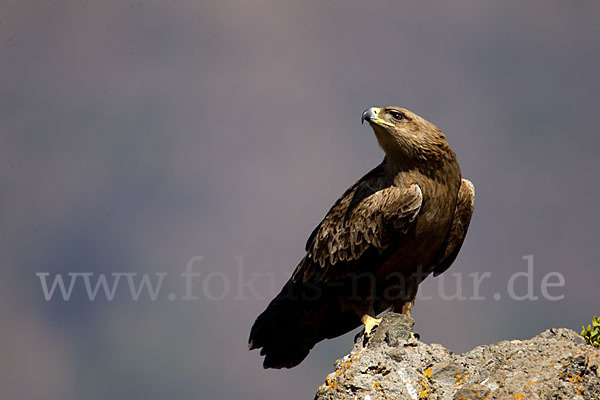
[249, 106, 474, 368]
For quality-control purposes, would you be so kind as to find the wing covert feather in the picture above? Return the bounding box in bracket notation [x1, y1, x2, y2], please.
[294, 178, 422, 282]
[433, 179, 475, 276]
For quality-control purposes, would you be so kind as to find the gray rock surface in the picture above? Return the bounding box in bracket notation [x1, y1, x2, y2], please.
[315, 313, 600, 400]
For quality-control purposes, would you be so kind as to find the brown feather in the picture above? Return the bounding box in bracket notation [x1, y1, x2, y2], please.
[296, 166, 422, 279]
[249, 106, 474, 368]
[432, 179, 475, 276]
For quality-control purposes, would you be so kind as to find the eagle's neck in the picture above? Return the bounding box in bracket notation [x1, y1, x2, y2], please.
[383, 149, 460, 184]
[382, 154, 420, 178]
[382, 156, 407, 179]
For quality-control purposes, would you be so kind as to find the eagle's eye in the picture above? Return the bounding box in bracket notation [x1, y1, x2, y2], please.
[389, 110, 404, 121]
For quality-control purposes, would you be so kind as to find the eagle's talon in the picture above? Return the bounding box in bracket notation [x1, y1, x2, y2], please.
[369, 324, 380, 335]
[362, 333, 369, 346]
[360, 315, 382, 338]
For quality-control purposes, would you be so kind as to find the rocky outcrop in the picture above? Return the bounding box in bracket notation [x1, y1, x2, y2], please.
[315, 313, 600, 400]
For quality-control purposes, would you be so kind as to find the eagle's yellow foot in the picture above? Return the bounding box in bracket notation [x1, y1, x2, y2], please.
[361, 315, 382, 338]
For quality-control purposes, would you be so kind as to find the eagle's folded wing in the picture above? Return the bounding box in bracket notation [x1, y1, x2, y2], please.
[433, 178, 475, 276]
[293, 179, 422, 283]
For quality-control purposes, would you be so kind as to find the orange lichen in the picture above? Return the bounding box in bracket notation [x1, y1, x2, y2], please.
[418, 367, 433, 398]
[322, 355, 360, 393]
[370, 379, 390, 400]
[453, 371, 470, 386]
[566, 372, 584, 384]
[564, 371, 585, 395]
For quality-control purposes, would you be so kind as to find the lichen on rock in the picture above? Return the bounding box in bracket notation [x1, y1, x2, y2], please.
[314, 313, 600, 400]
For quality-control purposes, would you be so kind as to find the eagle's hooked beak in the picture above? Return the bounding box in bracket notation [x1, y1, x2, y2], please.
[362, 107, 394, 127]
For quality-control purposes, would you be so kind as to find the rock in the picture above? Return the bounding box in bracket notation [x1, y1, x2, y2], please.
[314, 313, 600, 400]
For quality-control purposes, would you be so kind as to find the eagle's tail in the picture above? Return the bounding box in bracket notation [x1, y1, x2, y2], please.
[248, 279, 360, 368]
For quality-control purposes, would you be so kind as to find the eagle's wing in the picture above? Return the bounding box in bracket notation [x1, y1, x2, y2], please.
[433, 179, 475, 276]
[293, 168, 422, 283]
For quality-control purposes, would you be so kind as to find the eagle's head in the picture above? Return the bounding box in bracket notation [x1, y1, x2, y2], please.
[361, 106, 454, 164]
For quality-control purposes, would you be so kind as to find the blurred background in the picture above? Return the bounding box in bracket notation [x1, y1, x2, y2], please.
[2, 1, 599, 399]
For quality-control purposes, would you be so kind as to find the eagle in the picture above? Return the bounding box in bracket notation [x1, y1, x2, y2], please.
[249, 106, 474, 368]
